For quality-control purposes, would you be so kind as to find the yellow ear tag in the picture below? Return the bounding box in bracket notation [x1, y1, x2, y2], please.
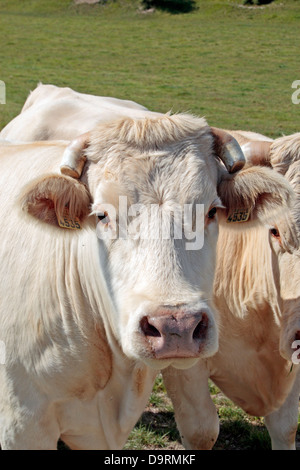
[227, 208, 251, 224]
[58, 207, 81, 230]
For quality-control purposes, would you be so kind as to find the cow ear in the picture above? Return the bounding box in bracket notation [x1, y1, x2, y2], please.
[217, 166, 294, 225]
[20, 174, 91, 227]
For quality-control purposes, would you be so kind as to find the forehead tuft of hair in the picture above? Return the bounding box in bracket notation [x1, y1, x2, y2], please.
[86, 113, 209, 161]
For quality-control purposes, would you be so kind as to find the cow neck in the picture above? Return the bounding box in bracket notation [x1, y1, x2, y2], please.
[213, 223, 281, 326]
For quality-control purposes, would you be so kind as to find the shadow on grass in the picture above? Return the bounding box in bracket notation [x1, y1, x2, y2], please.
[243, 0, 274, 4]
[138, 410, 181, 442]
[131, 410, 273, 450]
[214, 419, 271, 450]
[142, 0, 197, 14]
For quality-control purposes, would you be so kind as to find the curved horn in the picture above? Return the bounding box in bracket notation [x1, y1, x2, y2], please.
[210, 127, 246, 173]
[60, 131, 91, 179]
[241, 140, 273, 167]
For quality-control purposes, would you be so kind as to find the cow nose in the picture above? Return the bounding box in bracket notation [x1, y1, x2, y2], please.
[140, 310, 209, 359]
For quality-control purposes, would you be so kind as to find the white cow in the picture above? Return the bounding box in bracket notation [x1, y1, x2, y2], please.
[0, 92, 293, 449]
[0, 83, 162, 142]
[162, 130, 300, 450]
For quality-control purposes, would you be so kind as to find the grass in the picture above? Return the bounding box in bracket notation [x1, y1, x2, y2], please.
[1, 0, 300, 137]
[125, 376, 299, 450]
[0, 0, 299, 450]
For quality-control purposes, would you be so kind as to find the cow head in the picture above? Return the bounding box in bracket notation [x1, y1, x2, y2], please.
[241, 133, 300, 364]
[21, 114, 294, 370]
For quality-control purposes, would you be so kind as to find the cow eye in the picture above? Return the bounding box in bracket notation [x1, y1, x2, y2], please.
[207, 207, 217, 219]
[270, 227, 280, 239]
[97, 211, 109, 224]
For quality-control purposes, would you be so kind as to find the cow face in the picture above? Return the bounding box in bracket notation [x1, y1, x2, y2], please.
[83, 115, 226, 370]
[21, 115, 294, 370]
[89, 153, 221, 369]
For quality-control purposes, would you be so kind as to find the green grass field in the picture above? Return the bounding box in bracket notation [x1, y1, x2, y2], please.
[0, 0, 299, 450]
[1, 0, 300, 136]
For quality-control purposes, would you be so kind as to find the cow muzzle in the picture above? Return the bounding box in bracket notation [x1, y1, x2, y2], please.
[139, 307, 215, 360]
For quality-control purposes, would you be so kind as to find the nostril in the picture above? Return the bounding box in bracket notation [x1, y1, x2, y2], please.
[192, 313, 209, 340]
[295, 331, 300, 341]
[140, 316, 161, 337]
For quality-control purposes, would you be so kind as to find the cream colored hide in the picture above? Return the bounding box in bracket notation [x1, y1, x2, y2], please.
[0, 112, 294, 450]
[0, 83, 162, 142]
[163, 130, 300, 450]
[1, 84, 298, 450]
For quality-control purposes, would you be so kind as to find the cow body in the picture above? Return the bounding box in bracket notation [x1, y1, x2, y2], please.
[0, 110, 281, 449]
[0, 85, 296, 450]
[0, 141, 157, 449]
[0, 83, 161, 142]
[163, 130, 300, 450]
